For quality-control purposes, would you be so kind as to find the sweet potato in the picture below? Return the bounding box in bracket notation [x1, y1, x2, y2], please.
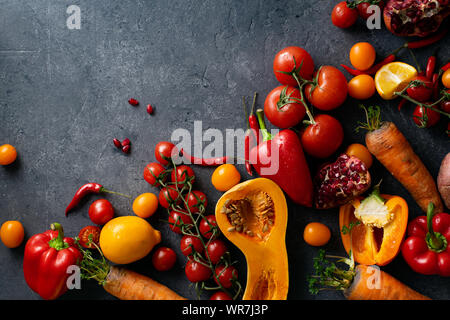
[437, 153, 450, 209]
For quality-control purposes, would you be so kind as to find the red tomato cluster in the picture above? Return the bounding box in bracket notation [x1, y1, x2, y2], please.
[331, 1, 385, 29]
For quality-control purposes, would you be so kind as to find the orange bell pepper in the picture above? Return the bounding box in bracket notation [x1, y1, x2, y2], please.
[339, 187, 409, 266]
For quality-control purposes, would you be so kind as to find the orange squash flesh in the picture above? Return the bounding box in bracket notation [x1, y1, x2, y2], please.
[339, 195, 408, 266]
[215, 178, 289, 300]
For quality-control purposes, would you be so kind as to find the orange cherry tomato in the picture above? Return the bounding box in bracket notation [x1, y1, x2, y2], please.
[0, 221, 25, 248]
[345, 143, 373, 169]
[349, 42, 376, 71]
[348, 74, 376, 100]
[442, 69, 450, 89]
[132, 193, 159, 218]
[303, 222, 331, 247]
[211, 164, 241, 192]
[0, 144, 17, 166]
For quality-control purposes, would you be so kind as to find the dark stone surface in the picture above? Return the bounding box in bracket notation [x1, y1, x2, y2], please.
[0, 0, 449, 300]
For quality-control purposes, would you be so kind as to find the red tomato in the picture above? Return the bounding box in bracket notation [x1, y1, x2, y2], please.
[143, 162, 166, 187]
[180, 235, 204, 257]
[441, 89, 450, 113]
[305, 66, 348, 111]
[273, 46, 315, 86]
[264, 85, 306, 128]
[171, 165, 195, 188]
[158, 186, 180, 208]
[406, 76, 433, 103]
[206, 239, 228, 264]
[185, 260, 211, 283]
[199, 215, 218, 239]
[152, 247, 177, 271]
[214, 265, 238, 289]
[78, 226, 101, 249]
[331, 1, 358, 28]
[185, 190, 208, 214]
[168, 210, 193, 234]
[301, 114, 344, 158]
[413, 105, 441, 128]
[357, 1, 384, 19]
[210, 291, 232, 300]
[88, 199, 114, 225]
[155, 141, 177, 166]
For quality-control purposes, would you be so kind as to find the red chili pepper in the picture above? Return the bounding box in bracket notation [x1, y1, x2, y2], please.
[65, 183, 129, 216]
[366, 54, 396, 75]
[401, 203, 450, 277]
[340, 64, 366, 76]
[248, 92, 260, 145]
[23, 223, 82, 300]
[442, 62, 450, 72]
[244, 129, 253, 176]
[406, 28, 448, 49]
[180, 149, 230, 166]
[398, 98, 407, 111]
[426, 56, 437, 80]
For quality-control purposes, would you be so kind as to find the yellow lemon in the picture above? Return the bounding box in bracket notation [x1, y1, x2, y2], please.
[374, 62, 417, 100]
[100, 216, 161, 264]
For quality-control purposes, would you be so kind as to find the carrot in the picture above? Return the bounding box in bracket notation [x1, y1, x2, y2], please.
[104, 266, 186, 300]
[357, 105, 443, 213]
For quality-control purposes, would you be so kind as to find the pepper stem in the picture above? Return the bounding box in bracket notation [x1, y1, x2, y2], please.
[425, 202, 448, 253]
[49, 223, 69, 250]
[255, 109, 272, 142]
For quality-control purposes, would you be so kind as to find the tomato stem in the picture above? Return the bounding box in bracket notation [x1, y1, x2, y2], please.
[425, 202, 448, 253]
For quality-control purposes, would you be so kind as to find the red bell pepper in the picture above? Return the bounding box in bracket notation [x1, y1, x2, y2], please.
[23, 223, 83, 300]
[402, 203, 450, 277]
[249, 109, 313, 207]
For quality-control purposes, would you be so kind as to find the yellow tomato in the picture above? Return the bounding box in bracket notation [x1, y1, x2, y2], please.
[348, 74, 376, 100]
[0, 144, 17, 166]
[442, 69, 450, 89]
[99, 216, 161, 264]
[303, 222, 331, 247]
[0, 221, 25, 248]
[349, 42, 376, 71]
[346, 143, 373, 169]
[132, 193, 158, 218]
[211, 164, 241, 192]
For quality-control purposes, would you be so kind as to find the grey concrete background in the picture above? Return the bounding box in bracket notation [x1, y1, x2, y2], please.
[0, 0, 449, 300]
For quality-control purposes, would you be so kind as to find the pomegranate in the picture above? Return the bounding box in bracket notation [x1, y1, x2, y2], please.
[384, 0, 450, 37]
[314, 154, 372, 209]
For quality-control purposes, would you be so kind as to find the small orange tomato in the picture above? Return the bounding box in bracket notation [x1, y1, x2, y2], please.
[442, 69, 450, 89]
[211, 164, 241, 192]
[0, 221, 25, 248]
[303, 222, 331, 247]
[132, 193, 159, 218]
[348, 74, 376, 100]
[0, 144, 17, 166]
[345, 143, 373, 169]
[349, 42, 376, 71]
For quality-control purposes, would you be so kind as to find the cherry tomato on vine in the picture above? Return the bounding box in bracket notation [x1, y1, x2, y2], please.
[305, 66, 348, 111]
[273, 46, 315, 86]
[345, 143, 373, 169]
[301, 114, 344, 158]
[152, 247, 176, 271]
[180, 235, 204, 257]
[413, 105, 441, 128]
[406, 76, 433, 102]
[210, 291, 232, 300]
[155, 141, 177, 166]
[185, 190, 208, 214]
[303, 222, 331, 247]
[0, 144, 17, 166]
[78, 226, 101, 249]
[441, 69, 450, 88]
[200, 215, 218, 239]
[348, 74, 376, 100]
[357, 1, 384, 19]
[88, 199, 115, 225]
[132, 193, 159, 218]
[331, 1, 358, 28]
[158, 186, 180, 208]
[349, 42, 376, 71]
[264, 85, 306, 128]
[214, 265, 238, 289]
[441, 90, 450, 113]
[185, 259, 211, 283]
[168, 210, 193, 234]
[206, 239, 228, 264]
[0, 221, 24, 248]
[171, 165, 195, 188]
[211, 164, 241, 192]
[143, 162, 166, 187]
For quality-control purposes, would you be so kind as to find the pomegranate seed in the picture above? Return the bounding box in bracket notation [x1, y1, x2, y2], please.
[113, 138, 122, 149]
[122, 145, 131, 154]
[146, 104, 154, 115]
[122, 138, 131, 146]
[128, 98, 139, 106]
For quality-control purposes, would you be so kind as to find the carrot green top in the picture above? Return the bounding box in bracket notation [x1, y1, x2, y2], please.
[356, 105, 382, 132]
